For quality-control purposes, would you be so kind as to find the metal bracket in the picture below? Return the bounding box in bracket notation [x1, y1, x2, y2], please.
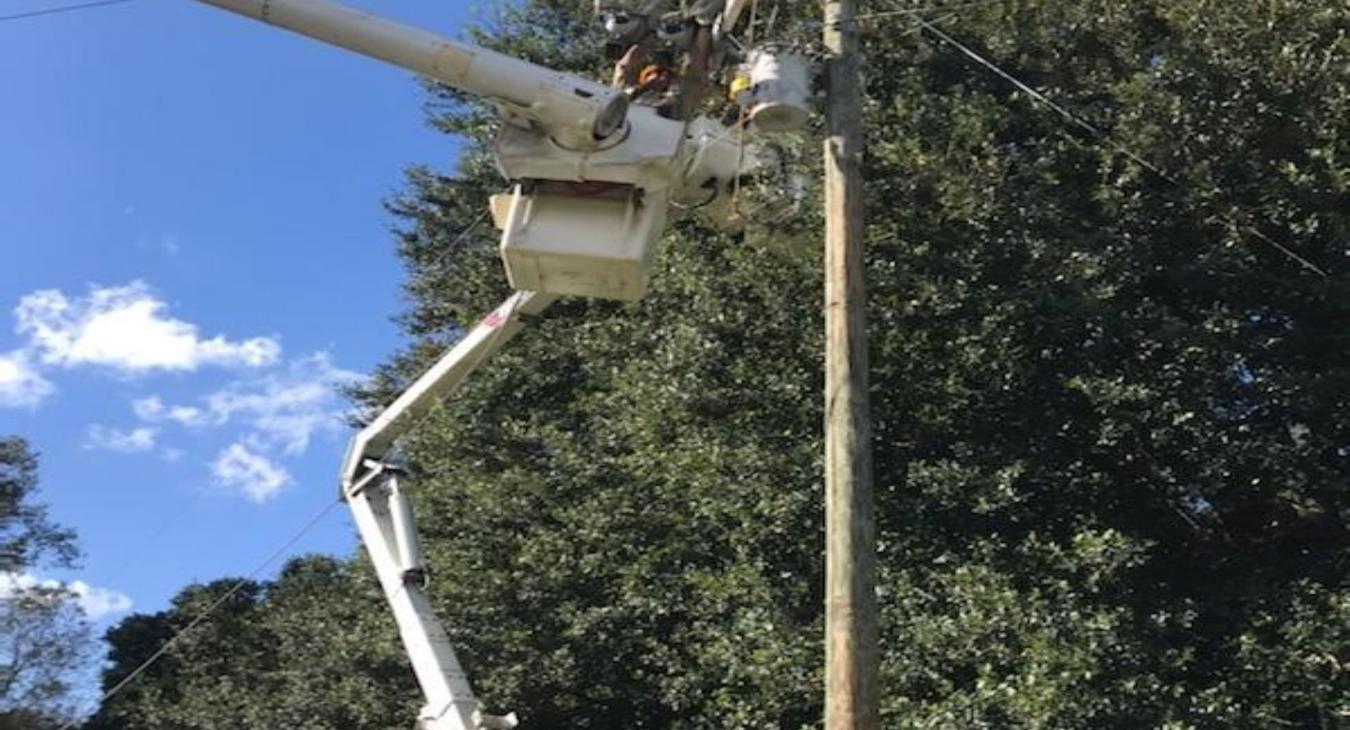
[344, 458, 411, 500]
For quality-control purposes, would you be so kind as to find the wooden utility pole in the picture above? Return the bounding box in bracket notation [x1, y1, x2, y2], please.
[822, 0, 878, 728]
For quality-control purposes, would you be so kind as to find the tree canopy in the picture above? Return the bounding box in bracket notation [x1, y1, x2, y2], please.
[90, 1, 1348, 728]
[2, 436, 77, 574]
[1, 437, 94, 726]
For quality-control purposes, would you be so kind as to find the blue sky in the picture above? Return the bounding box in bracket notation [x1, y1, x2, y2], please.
[1, 0, 488, 633]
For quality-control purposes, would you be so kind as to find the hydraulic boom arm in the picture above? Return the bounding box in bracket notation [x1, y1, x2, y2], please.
[196, 0, 628, 148]
[342, 291, 557, 490]
[341, 292, 557, 730]
[186, 0, 767, 726]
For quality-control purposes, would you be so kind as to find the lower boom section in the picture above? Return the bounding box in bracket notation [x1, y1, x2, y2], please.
[348, 467, 518, 730]
[341, 292, 556, 729]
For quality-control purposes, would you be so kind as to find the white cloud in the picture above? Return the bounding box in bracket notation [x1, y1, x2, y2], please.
[15, 281, 280, 374]
[0, 572, 58, 595]
[0, 571, 133, 620]
[133, 395, 208, 426]
[132, 353, 361, 503]
[67, 580, 135, 619]
[212, 443, 291, 502]
[139, 352, 362, 456]
[0, 349, 53, 408]
[133, 233, 181, 255]
[132, 395, 162, 419]
[85, 425, 158, 453]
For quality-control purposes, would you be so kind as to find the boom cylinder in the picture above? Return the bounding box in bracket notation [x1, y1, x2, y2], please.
[387, 477, 427, 586]
[194, 0, 628, 147]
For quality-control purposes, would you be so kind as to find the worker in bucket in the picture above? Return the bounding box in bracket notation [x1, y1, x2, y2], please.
[595, 0, 725, 119]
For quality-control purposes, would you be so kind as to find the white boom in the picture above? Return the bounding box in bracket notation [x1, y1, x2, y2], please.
[196, 0, 762, 305]
[187, 0, 764, 727]
[196, 0, 628, 149]
[342, 291, 557, 489]
[341, 293, 555, 730]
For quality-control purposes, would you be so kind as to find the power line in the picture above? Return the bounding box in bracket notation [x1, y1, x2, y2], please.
[0, 0, 133, 23]
[60, 497, 343, 730]
[896, 5, 1329, 278]
[431, 206, 492, 272]
[807, 0, 1000, 30]
[851, 0, 1006, 24]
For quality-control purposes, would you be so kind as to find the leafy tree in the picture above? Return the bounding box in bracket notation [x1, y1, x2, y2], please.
[0, 584, 95, 723]
[0, 708, 64, 730]
[371, 1, 1350, 726]
[85, 557, 416, 730]
[857, 2, 1348, 725]
[1, 436, 77, 574]
[88, 0, 1349, 728]
[1, 437, 92, 726]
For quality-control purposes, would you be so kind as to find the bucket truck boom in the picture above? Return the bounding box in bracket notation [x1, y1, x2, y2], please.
[341, 291, 557, 730]
[197, 0, 759, 302]
[197, 0, 629, 148]
[187, 0, 769, 728]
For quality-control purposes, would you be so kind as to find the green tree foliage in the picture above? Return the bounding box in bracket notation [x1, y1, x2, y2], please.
[85, 557, 417, 730]
[1, 437, 93, 726]
[859, 2, 1348, 725]
[2, 436, 77, 573]
[91, 0, 1348, 727]
[0, 708, 65, 730]
[0, 584, 95, 722]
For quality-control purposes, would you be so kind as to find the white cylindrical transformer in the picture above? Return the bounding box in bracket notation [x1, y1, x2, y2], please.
[743, 48, 811, 133]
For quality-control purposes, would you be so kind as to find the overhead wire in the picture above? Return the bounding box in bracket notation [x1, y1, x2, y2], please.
[430, 206, 492, 272]
[59, 496, 344, 730]
[705, 3, 976, 162]
[849, 0, 1008, 25]
[717, 3, 968, 222]
[805, 0, 1006, 30]
[729, 0, 761, 218]
[0, 0, 133, 23]
[890, 3, 1329, 277]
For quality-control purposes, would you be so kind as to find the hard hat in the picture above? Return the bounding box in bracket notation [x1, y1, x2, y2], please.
[728, 73, 752, 102]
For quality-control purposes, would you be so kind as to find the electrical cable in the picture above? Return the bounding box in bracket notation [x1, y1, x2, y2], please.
[729, 0, 757, 218]
[721, 2, 961, 221]
[893, 4, 1329, 277]
[850, 0, 1007, 24]
[0, 0, 133, 23]
[59, 497, 344, 730]
[430, 206, 492, 272]
[671, 184, 721, 211]
[915, 17, 1175, 180]
[813, 0, 1004, 29]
